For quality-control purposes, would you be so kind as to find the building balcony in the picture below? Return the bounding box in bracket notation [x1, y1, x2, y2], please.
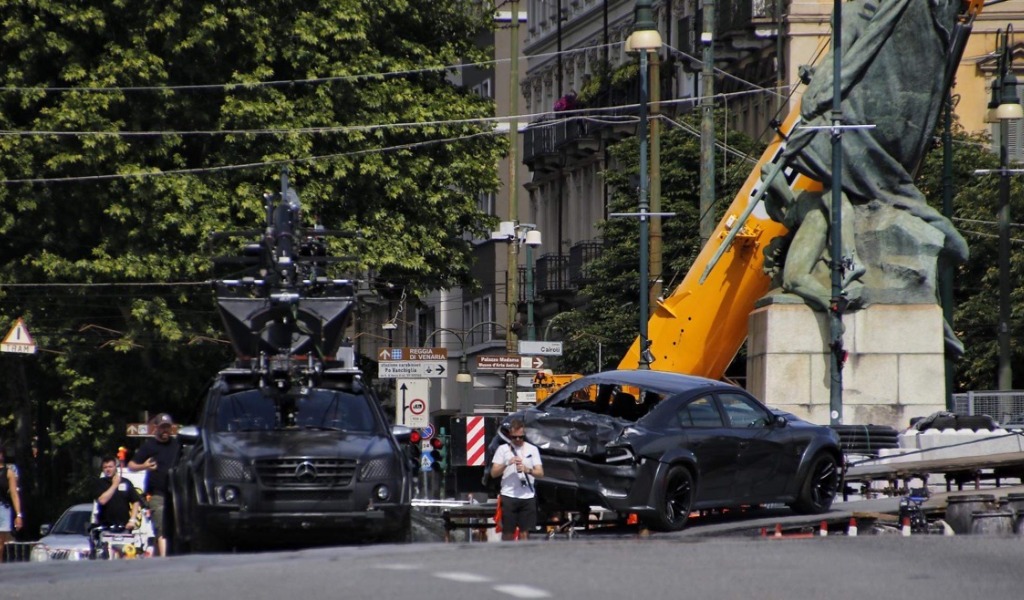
[569, 239, 603, 288]
[522, 124, 561, 173]
[534, 253, 572, 296]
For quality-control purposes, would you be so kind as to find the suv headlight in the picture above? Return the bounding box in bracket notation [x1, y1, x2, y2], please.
[605, 446, 636, 464]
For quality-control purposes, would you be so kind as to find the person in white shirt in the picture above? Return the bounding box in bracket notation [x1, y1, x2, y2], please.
[490, 419, 544, 540]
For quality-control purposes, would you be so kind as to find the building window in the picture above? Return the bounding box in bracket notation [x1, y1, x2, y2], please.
[477, 191, 496, 216]
[473, 78, 493, 99]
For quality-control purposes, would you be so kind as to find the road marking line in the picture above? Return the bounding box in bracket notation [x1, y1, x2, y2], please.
[493, 584, 552, 598]
[375, 563, 421, 571]
[435, 572, 492, 583]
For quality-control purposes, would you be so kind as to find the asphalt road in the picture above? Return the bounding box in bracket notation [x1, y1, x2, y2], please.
[4, 533, 1023, 600]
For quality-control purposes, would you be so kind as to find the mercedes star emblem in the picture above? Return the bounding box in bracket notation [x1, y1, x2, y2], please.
[294, 461, 318, 483]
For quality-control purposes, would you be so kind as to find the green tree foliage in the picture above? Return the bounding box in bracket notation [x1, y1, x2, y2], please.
[555, 112, 761, 376]
[918, 117, 1022, 392]
[0, 0, 504, 517]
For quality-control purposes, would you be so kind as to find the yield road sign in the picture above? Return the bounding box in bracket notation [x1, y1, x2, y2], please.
[476, 355, 544, 371]
[1, 318, 36, 354]
[378, 361, 447, 378]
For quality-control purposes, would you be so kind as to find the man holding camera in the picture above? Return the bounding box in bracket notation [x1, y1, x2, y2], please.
[490, 419, 543, 541]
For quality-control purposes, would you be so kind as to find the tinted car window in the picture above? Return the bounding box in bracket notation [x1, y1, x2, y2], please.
[297, 391, 376, 432]
[216, 390, 277, 432]
[677, 396, 723, 428]
[719, 393, 771, 428]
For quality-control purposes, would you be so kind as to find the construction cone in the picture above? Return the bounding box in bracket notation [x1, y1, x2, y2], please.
[774, 523, 783, 538]
[819, 521, 828, 537]
[760, 527, 768, 537]
[626, 513, 639, 525]
[847, 517, 858, 537]
[901, 516, 911, 537]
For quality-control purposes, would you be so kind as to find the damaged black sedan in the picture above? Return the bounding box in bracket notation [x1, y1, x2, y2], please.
[498, 370, 842, 531]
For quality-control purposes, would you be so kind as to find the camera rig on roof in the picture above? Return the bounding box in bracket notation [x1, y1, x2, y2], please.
[210, 168, 360, 391]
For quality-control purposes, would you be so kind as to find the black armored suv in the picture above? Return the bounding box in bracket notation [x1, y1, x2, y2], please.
[168, 172, 413, 551]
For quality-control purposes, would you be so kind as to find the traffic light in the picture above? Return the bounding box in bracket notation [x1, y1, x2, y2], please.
[438, 434, 450, 472]
[429, 436, 444, 471]
[407, 430, 422, 471]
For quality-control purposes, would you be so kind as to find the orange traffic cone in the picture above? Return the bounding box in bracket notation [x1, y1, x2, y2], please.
[847, 517, 858, 537]
[774, 523, 783, 538]
[819, 521, 828, 537]
[901, 516, 911, 537]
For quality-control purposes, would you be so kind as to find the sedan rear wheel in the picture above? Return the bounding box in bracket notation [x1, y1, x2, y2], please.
[647, 466, 694, 532]
[790, 454, 839, 514]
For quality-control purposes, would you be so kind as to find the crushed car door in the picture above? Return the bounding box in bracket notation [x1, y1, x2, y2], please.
[717, 392, 793, 502]
[670, 395, 737, 504]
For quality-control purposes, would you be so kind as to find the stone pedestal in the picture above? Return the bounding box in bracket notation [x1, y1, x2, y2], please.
[746, 303, 946, 429]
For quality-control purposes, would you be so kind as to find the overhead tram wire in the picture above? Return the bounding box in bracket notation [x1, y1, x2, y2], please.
[0, 41, 620, 95]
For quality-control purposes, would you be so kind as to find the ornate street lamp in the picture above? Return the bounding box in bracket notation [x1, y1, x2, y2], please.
[626, 0, 662, 370]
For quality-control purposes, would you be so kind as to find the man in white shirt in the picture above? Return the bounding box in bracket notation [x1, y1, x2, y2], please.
[490, 419, 544, 541]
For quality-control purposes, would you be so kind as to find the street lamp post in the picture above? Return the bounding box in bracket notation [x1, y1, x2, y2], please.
[423, 321, 508, 413]
[977, 26, 1023, 391]
[492, 222, 541, 411]
[996, 27, 1022, 391]
[626, 1, 662, 370]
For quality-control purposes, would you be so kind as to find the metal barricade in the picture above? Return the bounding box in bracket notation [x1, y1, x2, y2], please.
[2, 541, 38, 563]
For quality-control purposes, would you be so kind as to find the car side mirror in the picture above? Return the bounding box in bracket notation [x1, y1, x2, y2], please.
[773, 415, 788, 428]
[176, 425, 199, 444]
[39, 523, 51, 536]
[391, 424, 414, 443]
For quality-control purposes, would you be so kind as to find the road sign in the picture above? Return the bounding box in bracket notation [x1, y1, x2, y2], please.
[472, 373, 536, 389]
[518, 340, 563, 356]
[1, 318, 36, 354]
[126, 423, 150, 437]
[420, 423, 435, 440]
[517, 391, 537, 404]
[378, 347, 448, 361]
[397, 379, 429, 428]
[476, 355, 544, 371]
[378, 361, 447, 378]
[126, 423, 179, 437]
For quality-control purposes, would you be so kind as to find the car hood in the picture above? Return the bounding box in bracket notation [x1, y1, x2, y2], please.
[38, 533, 91, 551]
[519, 407, 631, 458]
[206, 429, 394, 461]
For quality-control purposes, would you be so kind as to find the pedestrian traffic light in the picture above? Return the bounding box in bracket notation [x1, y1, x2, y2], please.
[429, 436, 444, 471]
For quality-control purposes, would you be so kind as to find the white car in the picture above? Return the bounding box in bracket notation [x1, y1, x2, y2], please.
[30, 503, 94, 561]
[31, 471, 155, 561]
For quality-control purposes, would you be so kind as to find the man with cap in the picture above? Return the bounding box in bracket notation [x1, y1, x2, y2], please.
[128, 414, 180, 556]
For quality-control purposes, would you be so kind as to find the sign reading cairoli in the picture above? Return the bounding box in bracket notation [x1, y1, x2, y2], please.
[377, 347, 448, 361]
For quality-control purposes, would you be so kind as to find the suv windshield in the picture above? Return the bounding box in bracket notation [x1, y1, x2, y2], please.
[215, 389, 378, 433]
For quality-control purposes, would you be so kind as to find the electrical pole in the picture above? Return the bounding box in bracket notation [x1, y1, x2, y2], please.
[829, 0, 845, 426]
[699, 0, 716, 248]
[506, 0, 521, 412]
